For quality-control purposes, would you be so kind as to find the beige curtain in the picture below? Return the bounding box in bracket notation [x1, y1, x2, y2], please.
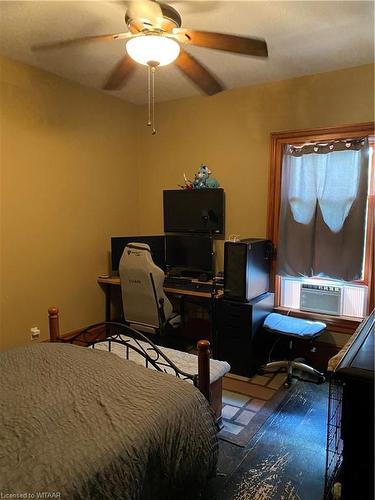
[277, 138, 369, 281]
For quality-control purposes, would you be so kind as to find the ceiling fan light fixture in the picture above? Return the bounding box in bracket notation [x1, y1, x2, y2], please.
[126, 35, 180, 66]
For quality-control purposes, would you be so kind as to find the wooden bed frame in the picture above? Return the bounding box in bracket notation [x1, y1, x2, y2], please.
[48, 307, 223, 423]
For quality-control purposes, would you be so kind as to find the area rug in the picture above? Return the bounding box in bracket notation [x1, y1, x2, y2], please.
[218, 371, 289, 447]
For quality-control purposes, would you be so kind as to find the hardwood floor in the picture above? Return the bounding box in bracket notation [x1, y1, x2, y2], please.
[204, 380, 328, 500]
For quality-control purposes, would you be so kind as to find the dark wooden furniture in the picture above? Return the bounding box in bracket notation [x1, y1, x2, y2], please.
[325, 310, 374, 499]
[216, 292, 274, 377]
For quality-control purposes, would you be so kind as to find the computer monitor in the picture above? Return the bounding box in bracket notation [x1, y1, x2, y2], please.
[111, 236, 165, 274]
[165, 235, 213, 277]
[163, 189, 225, 234]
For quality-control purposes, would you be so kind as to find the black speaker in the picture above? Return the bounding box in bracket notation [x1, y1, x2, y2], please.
[224, 238, 271, 302]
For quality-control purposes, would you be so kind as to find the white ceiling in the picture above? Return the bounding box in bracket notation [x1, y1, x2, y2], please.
[0, 1, 374, 104]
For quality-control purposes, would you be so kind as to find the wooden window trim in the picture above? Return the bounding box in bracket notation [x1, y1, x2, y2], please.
[267, 122, 375, 333]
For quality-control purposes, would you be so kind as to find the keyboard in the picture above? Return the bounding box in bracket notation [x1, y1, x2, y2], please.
[164, 276, 214, 293]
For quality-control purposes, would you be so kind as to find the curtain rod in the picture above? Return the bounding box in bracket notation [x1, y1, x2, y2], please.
[290, 137, 366, 148]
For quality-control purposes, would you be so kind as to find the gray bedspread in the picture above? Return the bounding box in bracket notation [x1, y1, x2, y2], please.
[0, 343, 218, 500]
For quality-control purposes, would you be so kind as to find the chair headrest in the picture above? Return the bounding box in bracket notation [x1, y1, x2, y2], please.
[125, 242, 151, 254]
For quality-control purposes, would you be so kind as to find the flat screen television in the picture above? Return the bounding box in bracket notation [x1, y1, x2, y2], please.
[163, 189, 224, 234]
[165, 234, 213, 277]
[111, 236, 165, 274]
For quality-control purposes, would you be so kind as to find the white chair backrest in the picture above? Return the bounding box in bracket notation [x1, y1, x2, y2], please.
[119, 243, 172, 330]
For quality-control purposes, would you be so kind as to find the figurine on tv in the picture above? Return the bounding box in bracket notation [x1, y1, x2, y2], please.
[193, 164, 220, 189]
[180, 164, 220, 189]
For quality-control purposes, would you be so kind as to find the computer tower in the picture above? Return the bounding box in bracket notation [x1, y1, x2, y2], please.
[216, 293, 274, 376]
[224, 238, 271, 302]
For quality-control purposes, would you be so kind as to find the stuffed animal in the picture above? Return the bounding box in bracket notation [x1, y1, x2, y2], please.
[193, 164, 209, 189]
[206, 174, 220, 189]
[180, 164, 220, 189]
[193, 164, 220, 189]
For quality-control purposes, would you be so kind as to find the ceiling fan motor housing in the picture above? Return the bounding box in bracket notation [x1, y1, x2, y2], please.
[125, 2, 182, 33]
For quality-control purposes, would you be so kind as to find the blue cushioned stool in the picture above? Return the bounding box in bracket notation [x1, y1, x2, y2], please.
[261, 313, 326, 387]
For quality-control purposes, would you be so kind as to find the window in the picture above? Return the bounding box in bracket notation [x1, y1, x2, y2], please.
[267, 123, 374, 333]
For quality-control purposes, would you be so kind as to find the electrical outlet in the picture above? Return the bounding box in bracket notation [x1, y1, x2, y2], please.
[30, 327, 40, 341]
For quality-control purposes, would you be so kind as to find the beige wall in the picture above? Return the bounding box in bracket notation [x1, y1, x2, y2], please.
[137, 64, 374, 270]
[0, 56, 140, 350]
[1, 59, 374, 350]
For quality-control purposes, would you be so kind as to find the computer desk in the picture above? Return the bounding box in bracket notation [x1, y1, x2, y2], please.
[97, 276, 223, 323]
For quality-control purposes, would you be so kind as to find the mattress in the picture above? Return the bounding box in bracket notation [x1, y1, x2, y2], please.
[93, 335, 230, 383]
[0, 343, 218, 499]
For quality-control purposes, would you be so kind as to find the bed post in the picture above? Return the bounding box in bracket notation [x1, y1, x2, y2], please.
[197, 340, 211, 402]
[48, 307, 60, 342]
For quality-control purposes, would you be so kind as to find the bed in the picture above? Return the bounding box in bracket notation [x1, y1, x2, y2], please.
[0, 307, 230, 500]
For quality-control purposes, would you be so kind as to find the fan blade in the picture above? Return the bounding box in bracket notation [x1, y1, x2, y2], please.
[103, 55, 137, 90]
[32, 33, 131, 51]
[127, 0, 163, 29]
[175, 49, 223, 96]
[169, 1, 218, 15]
[172, 29, 268, 57]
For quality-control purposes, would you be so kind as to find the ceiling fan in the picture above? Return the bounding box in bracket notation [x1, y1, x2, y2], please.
[32, 0, 268, 133]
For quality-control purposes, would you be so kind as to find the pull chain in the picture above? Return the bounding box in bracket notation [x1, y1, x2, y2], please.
[147, 65, 151, 127]
[151, 66, 156, 135]
[147, 62, 159, 135]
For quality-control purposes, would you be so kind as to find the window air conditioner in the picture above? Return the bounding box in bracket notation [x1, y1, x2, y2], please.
[300, 283, 342, 316]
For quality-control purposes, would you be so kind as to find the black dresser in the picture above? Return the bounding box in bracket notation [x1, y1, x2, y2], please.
[216, 292, 274, 376]
[325, 310, 374, 500]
